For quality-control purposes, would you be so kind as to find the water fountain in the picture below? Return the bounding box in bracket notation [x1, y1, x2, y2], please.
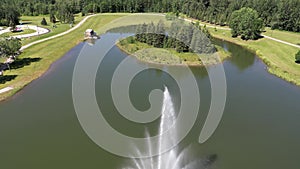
[124, 87, 217, 169]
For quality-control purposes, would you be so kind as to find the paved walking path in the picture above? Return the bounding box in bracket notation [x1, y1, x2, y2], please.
[0, 25, 49, 38]
[262, 35, 300, 49]
[0, 87, 13, 94]
[182, 17, 300, 49]
[13, 25, 50, 39]
[0, 27, 10, 35]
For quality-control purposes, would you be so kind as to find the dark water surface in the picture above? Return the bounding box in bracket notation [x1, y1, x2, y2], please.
[0, 32, 300, 169]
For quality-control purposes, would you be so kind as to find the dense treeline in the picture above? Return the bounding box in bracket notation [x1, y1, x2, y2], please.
[0, 0, 300, 32]
[135, 21, 215, 53]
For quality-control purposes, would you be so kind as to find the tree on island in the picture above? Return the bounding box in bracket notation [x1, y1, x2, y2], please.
[229, 7, 264, 40]
[154, 20, 166, 48]
[134, 21, 215, 54]
[295, 50, 300, 63]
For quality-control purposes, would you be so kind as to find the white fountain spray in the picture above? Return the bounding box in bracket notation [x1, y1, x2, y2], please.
[158, 86, 177, 169]
[124, 86, 217, 169]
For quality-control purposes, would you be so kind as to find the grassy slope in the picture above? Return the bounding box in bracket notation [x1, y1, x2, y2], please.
[0, 14, 126, 101]
[207, 27, 300, 85]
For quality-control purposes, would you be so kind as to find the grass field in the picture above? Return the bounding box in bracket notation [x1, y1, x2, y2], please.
[19, 13, 84, 46]
[0, 14, 127, 101]
[95, 13, 171, 33]
[263, 27, 300, 45]
[206, 27, 300, 86]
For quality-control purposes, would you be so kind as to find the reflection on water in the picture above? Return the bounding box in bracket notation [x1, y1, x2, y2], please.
[0, 32, 299, 169]
[213, 38, 256, 71]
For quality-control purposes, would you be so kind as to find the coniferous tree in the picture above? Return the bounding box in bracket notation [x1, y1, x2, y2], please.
[2, 0, 300, 33]
[50, 13, 56, 24]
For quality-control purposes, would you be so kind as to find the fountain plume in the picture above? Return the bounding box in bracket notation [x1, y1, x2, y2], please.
[124, 87, 217, 169]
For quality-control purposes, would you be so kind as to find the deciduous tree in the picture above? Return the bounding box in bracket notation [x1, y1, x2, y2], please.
[229, 7, 264, 40]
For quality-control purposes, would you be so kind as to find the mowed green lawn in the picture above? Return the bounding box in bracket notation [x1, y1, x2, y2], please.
[0, 14, 127, 101]
[264, 27, 300, 45]
[19, 13, 84, 45]
[207, 27, 300, 85]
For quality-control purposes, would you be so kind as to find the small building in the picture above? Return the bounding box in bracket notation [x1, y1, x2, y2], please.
[84, 29, 98, 39]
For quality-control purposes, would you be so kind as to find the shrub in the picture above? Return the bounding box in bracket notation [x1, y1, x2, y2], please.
[295, 50, 300, 63]
[41, 18, 47, 25]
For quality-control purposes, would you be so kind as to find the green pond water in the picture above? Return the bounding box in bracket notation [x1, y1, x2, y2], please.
[0, 32, 300, 169]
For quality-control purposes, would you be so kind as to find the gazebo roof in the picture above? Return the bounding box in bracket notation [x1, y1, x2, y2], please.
[85, 29, 94, 33]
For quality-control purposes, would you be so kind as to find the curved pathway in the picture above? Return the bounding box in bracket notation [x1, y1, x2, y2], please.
[1, 14, 97, 94]
[20, 14, 97, 51]
[0, 25, 49, 38]
[13, 25, 49, 39]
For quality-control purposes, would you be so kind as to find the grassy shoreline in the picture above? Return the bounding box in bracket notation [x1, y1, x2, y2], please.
[116, 37, 231, 66]
[205, 27, 300, 86]
[179, 14, 300, 86]
[1, 13, 299, 102]
[0, 14, 127, 102]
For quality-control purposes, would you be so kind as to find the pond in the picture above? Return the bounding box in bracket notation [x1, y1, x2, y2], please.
[0, 31, 300, 169]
